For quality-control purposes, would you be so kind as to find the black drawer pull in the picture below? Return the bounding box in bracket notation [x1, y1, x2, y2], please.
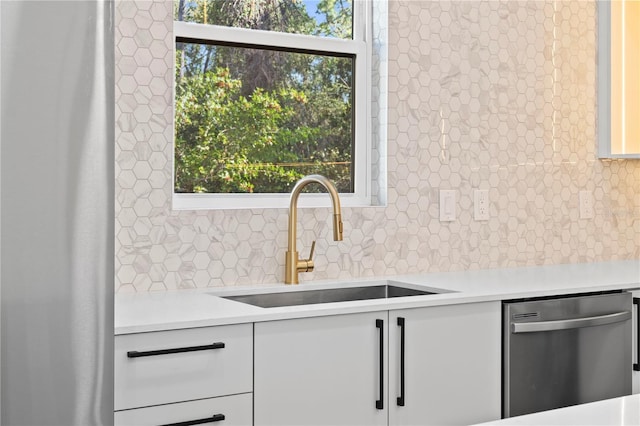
[376, 319, 384, 410]
[127, 342, 225, 358]
[160, 413, 225, 426]
[634, 298, 639, 372]
[397, 317, 405, 407]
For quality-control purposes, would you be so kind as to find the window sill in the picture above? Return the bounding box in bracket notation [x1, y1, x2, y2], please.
[172, 193, 375, 211]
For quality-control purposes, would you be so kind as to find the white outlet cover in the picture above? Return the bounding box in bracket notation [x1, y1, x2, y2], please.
[474, 189, 489, 221]
[439, 190, 456, 222]
[579, 191, 594, 219]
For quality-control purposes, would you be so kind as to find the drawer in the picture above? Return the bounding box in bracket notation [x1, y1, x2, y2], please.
[115, 323, 252, 411]
[114, 393, 253, 426]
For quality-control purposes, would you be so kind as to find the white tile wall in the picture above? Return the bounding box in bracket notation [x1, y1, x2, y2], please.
[115, 0, 640, 292]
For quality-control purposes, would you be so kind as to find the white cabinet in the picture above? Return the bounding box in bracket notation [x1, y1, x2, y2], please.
[114, 323, 253, 425]
[389, 302, 501, 426]
[633, 290, 640, 395]
[254, 312, 387, 426]
[254, 302, 501, 426]
[114, 393, 252, 426]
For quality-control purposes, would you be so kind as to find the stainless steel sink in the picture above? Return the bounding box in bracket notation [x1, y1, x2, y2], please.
[222, 282, 445, 308]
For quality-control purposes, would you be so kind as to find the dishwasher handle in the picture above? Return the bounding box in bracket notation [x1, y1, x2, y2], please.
[512, 310, 631, 334]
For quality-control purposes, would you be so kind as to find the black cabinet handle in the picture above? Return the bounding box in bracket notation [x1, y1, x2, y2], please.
[127, 342, 225, 358]
[397, 317, 405, 407]
[376, 319, 384, 410]
[634, 298, 639, 372]
[160, 414, 225, 426]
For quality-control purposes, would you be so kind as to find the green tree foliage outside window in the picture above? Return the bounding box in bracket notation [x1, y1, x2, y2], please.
[174, 0, 355, 194]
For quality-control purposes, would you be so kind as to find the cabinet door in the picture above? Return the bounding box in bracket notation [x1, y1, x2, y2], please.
[254, 312, 387, 426]
[389, 302, 501, 426]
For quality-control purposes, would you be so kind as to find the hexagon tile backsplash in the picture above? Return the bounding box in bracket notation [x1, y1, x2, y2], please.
[115, 0, 640, 293]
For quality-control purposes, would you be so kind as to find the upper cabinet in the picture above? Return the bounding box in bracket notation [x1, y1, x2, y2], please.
[598, 0, 640, 158]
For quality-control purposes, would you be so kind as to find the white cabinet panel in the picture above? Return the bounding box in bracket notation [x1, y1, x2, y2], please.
[254, 303, 501, 426]
[115, 324, 252, 411]
[254, 312, 388, 426]
[114, 393, 252, 426]
[389, 302, 502, 426]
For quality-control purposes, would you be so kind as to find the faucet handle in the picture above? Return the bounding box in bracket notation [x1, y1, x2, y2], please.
[307, 240, 316, 261]
[297, 240, 316, 274]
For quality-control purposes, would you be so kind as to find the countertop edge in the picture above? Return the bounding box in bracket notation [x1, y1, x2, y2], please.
[115, 260, 640, 335]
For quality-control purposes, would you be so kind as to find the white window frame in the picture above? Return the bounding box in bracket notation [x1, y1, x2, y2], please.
[172, 1, 373, 210]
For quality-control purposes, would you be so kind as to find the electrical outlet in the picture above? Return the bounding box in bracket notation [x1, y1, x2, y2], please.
[474, 189, 489, 221]
[439, 190, 456, 222]
[579, 191, 593, 219]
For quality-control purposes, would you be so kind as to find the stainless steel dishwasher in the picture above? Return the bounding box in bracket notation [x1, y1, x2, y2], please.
[503, 291, 632, 418]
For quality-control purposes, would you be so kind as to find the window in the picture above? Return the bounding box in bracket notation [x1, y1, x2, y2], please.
[173, 0, 380, 209]
[598, 0, 640, 158]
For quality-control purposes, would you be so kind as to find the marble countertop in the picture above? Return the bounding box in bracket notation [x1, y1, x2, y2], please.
[476, 394, 640, 425]
[115, 260, 640, 335]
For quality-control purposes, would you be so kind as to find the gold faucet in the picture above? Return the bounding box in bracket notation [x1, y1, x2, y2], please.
[285, 175, 343, 284]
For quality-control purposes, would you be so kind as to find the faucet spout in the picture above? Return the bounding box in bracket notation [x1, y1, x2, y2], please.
[285, 175, 343, 284]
